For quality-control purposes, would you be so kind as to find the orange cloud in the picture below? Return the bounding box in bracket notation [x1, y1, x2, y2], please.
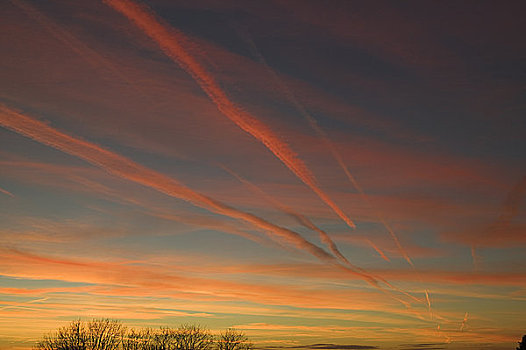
[0, 247, 413, 315]
[220, 164, 357, 269]
[0, 104, 391, 293]
[0, 186, 14, 197]
[103, 0, 357, 232]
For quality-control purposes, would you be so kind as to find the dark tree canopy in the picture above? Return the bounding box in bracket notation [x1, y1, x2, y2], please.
[217, 329, 253, 350]
[34, 319, 251, 350]
[34, 319, 124, 350]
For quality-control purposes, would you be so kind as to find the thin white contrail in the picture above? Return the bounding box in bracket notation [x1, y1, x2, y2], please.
[460, 312, 468, 331]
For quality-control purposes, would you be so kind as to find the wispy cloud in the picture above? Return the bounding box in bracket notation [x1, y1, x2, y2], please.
[220, 164, 356, 269]
[0, 186, 14, 197]
[267, 344, 378, 349]
[103, 0, 357, 232]
[0, 104, 388, 292]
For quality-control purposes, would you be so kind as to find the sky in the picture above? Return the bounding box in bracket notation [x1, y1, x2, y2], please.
[0, 0, 525, 349]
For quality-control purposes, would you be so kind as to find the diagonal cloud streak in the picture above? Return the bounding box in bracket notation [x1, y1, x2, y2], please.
[0, 103, 382, 289]
[220, 165, 421, 305]
[460, 312, 468, 332]
[9, 0, 155, 104]
[103, 0, 356, 231]
[238, 25, 434, 316]
[237, 29, 412, 265]
[220, 164, 355, 269]
[0, 186, 15, 197]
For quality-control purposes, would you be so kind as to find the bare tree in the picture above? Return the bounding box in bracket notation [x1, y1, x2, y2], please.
[217, 329, 252, 350]
[122, 328, 156, 350]
[122, 325, 213, 350]
[174, 325, 212, 350]
[153, 327, 177, 350]
[34, 319, 124, 350]
[87, 319, 125, 350]
[35, 320, 252, 350]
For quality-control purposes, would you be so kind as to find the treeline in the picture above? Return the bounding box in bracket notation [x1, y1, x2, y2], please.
[34, 319, 252, 350]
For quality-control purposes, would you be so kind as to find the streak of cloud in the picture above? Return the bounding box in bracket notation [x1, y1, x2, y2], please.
[0, 104, 383, 290]
[237, 29, 432, 315]
[365, 239, 390, 262]
[460, 312, 468, 332]
[219, 164, 421, 306]
[0, 186, 14, 197]
[237, 28, 412, 266]
[0, 157, 276, 248]
[220, 164, 355, 268]
[0, 247, 421, 318]
[275, 344, 378, 350]
[424, 289, 432, 318]
[103, 0, 357, 232]
[8, 0, 152, 103]
[0, 297, 48, 311]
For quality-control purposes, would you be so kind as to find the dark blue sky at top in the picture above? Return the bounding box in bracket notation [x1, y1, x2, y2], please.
[132, 0, 526, 162]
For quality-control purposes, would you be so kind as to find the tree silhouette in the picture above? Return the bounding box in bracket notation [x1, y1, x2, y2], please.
[34, 319, 252, 350]
[518, 335, 526, 350]
[217, 328, 253, 350]
[174, 324, 213, 350]
[34, 319, 124, 350]
[153, 327, 177, 350]
[122, 328, 156, 350]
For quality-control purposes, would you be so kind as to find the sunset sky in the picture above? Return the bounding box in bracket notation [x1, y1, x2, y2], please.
[1, 0, 525, 349]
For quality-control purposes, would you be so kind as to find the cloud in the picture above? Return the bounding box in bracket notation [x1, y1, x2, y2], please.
[103, 0, 357, 232]
[0, 186, 14, 197]
[233, 32, 402, 265]
[0, 103, 393, 294]
[441, 174, 526, 247]
[398, 343, 446, 350]
[0, 247, 416, 316]
[220, 164, 358, 269]
[271, 344, 378, 350]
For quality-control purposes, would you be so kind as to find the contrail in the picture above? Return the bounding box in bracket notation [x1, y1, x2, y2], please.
[220, 164, 355, 268]
[102, 0, 356, 231]
[0, 104, 382, 289]
[365, 239, 390, 262]
[240, 32, 438, 320]
[460, 312, 468, 331]
[237, 28, 412, 266]
[0, 186, 14, 197]
[220, 166, 423, 305]
[9, 0, 154, 104]
[238, 28, 436, 318]
[0, 104, 432, 311]
[99, 0, 426, 311]
[0, 297, 48, 311]
[424, 289, 432, 318]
